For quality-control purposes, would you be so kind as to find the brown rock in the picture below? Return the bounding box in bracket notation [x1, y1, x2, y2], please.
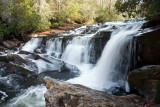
[5, 54, 38, 76]
[2, 40, 22, 49]
[0, 46, 6, 51]
[128, 65, 160, 103]
[133, 28, 160, 67]
[44, 76, 143, 107]
[6, 63, 36, 76]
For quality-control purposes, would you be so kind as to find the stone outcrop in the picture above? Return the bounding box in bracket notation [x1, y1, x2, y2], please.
[2, 40, 23, 49]
[133, 29, 160, 67]
[90, 30, 111, 63]
[128, 65, 160, 103]
[132, 15, 160, 69]
[44, 76, 146, 107]
[0, 46, 6, 52]
[2, 53, 79, 76]
[5, 54, 38, 76]
[6, 63, 36, 76]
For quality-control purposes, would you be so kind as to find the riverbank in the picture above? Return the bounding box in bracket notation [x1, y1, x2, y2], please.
[26, 24, 83, 38]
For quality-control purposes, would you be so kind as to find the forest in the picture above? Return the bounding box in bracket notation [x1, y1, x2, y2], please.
[0, 0, 159, 39]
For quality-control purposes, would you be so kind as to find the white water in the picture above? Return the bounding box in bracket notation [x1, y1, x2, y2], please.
[46, 38, 62, 58]
[68, 21, 144, 91]
[21, 38, 42, 52]
[0, 91, 8, 101]
[7, 85, 46, 107]
[62, 35, 93, 65]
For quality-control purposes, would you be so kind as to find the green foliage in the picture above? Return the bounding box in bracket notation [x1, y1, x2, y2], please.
[95, 9, 120, 23]
[0, 0, 51, 36]
[115, 0, 160, 18]
[54, 10, 68, 25]
[68, 2, 81, 22]
[0, 0, 122, 38]
[0, 21, 9, 36]
[9, 1, 41, 33]
[140, 0, 160, 17]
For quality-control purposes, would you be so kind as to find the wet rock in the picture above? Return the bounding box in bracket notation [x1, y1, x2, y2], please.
[0, 56, 8, 63]
[6, 63, 36, 76]
[2, 40, 23, 49]
[60, 61, 79, 72]
[4, 53, 79, 76]
[44, 76, 143, 107]
[90, 31, 111, 63]
[142, 14, 160, 29]
[133, 14, 160, 68]
[4, 54, 38, 76]
[19, 51, 52, 63]
[0, 62, 6, 68]
[0, 46, 6, 52]
[134, 29, 160, 67]
[0, 92, 3, 100]
[128, 65, 160, 103]
[7, 54, 32, 65]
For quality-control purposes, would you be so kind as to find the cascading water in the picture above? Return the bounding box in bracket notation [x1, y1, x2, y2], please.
[61, 35, 93, 65]
[46, 38, 62, 58]
[21, 38, 42, 52]
[6, 85, 46, 107]
[1, 19, 148, 106]
[68, 20, 145, 92]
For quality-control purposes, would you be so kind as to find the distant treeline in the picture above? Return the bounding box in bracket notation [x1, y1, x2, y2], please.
[1, 0, 159, 38]
[0, 0, 119, 38]
[115, 0, 160, 18]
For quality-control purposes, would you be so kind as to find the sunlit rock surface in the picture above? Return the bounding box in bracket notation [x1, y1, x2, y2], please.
[44, 76, 143, 107]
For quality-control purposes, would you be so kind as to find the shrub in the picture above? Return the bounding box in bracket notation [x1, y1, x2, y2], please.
[0, 21, 9, 36]
[95, 9, 120, 23]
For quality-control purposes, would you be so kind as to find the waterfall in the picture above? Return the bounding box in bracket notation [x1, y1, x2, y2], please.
[21, 38, 42, 52]
[46, 38, 62, 58]
[61, 35, 93, 65]
[19, 20, 145, 92]
[68, 21, 145, 91]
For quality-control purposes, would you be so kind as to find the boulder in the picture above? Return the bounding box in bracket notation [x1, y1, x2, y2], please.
[4, 54, 38, 76]
[0, 46, 6, 52]
[133, 28, 160, 68]
[7, 54, 32, 65]
[4, 53, 79, 76]
[44, 76, 144, 107]
[2, 40, 23, 49]
[131, 14, 160, 69]
[122, 94, 152, 106]
[128, 65, 160, 103]
[6, 63, 36, 76]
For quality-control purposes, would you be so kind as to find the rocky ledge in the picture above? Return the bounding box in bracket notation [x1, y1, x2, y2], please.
[43, 76, 151, 107]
